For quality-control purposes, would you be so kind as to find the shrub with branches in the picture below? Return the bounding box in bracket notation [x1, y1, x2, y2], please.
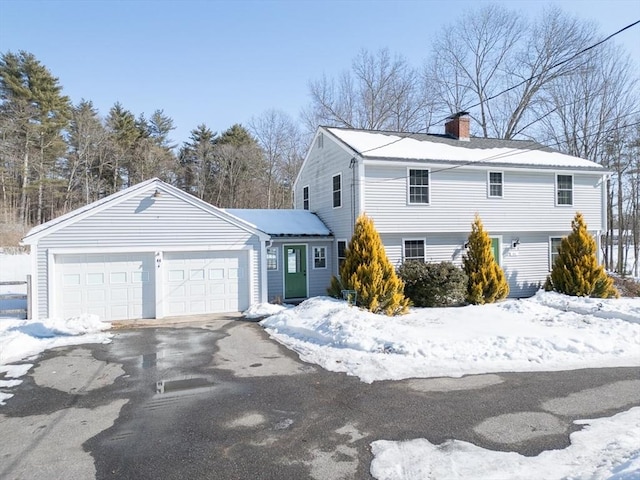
[546, 212, 618, 298]
[463, 214, 509, 304]
[397, 260, 467, 307]
[328, 214, 409, 315]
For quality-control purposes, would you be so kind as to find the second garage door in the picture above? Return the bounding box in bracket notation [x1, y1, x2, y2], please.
[163, 251, 249, 315]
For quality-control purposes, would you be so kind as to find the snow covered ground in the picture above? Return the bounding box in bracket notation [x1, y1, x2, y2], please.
[260, 292, 640, 383]
[0, 314, 112, 405]
[256, 292, 640, 480]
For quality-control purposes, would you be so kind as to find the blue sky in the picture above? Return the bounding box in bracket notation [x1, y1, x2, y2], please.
[1, 0, 639, 146]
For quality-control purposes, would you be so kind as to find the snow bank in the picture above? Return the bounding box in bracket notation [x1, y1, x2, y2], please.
[370, 407, 640, 480]
[260, 293, 640, 383]
[0, 314, 111, 366]
[0, 313, 112, 406]
[243, 302, 291, 319]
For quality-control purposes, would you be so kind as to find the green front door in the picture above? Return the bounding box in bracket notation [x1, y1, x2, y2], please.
[284, 245, 307, 298]
[491, 238, 500, 265]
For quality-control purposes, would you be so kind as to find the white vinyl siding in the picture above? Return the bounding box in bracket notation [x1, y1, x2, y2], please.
[365, 164, 602, 234]
[381, 231, 573, 298]
[33, 189, 264, 319]
[556, 174, 573, 206]
[408, 169, 429, 204]
[294, 130, 359, 241]
[488, 171, 503, 198]
[266, 240, 333, 301]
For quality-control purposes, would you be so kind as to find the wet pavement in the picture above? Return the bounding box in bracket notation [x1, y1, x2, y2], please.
[1, 319, 639, 479]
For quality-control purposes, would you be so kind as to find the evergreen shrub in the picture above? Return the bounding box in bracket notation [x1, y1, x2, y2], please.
[397, 260, 467, 307]
[327, 214, 409, 315]
[463, 214, 510, 304]
[546, 212, 618, 298]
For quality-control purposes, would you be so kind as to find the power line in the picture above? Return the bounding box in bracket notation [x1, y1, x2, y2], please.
[362, 117, 640, 185]
[358, 19, 640, 156]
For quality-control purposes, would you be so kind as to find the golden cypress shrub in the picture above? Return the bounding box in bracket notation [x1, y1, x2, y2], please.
[462, 214, 509, 304]
[328, 214, 409, 315]
[547, 212, 618, 298]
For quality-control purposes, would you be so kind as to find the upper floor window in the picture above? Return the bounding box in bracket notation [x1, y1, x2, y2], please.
[303, 186, 309, 210]
[408, 169, 429, 204]
[557, 174, 573, 205]
[488, 172, 503, 198]
[549, 237, 562, 270]
[267, 247, 278, 270]
[313, 246, 327, 269]
[403, 239, 425, 262]
[332, 174, 342, 208]
[337, 240, 347, 271]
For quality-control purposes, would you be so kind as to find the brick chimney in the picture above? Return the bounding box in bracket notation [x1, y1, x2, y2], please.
[445, 111, 470, 141]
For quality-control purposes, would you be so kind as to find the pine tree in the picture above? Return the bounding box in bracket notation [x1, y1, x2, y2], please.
[328, 214, 409, 315]
[547, 212, 618, 298]
[463, 214, 509, 304]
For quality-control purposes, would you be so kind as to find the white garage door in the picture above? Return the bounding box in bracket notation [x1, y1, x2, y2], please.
[164, 251, 249, 315]
[56, 253, 155, 321]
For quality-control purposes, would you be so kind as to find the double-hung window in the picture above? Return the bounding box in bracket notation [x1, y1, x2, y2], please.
[488, 172, 503, 198]
[404, 240, 425, 262]
[408, 169, 429, 204]
[549, 237, 562, 270]
[267, 247, 278, 270]
[337, 240, 347, 270]
[303, 186, 309, 210]
[332, 174, 342, 208]
[557, 175, 573, 205]
[313, 246, 327, 269]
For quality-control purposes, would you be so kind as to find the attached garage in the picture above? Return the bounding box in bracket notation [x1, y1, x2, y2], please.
[23, 178, 269, 322]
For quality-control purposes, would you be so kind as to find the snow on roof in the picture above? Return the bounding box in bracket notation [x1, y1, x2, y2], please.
[326, 127, 603, 170]
[225, 209, 331, 236]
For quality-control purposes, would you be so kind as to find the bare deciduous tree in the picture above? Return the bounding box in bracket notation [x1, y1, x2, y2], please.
[304, 48, 428, 133]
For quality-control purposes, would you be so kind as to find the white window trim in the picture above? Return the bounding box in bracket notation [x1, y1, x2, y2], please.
[406, 167, 430, 205]
[302, 185, 310, 210]
[549, 236, 563, 271]
[313, 246, 327, 269]
[332, 173, 342, 209]
[487, 171, 504, 198]
[556, 174, 573, 206]
[402, 238, 426, 262]
[267, 247, 278, 271]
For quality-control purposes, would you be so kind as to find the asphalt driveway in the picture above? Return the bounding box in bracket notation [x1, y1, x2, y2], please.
[1, 318, 639, 479]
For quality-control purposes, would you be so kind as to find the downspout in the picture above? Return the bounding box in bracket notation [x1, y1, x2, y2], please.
[349, 157, 358, 236]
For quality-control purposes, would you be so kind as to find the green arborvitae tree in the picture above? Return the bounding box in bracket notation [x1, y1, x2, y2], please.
[328, 214, 409, 315]
[547, 212, 618, 298]
[463, 214, 509, 304]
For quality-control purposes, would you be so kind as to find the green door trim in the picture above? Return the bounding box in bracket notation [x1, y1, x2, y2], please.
[284, 244, 307, 298]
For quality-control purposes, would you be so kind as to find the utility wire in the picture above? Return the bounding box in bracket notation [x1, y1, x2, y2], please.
[358, 19, 640, 156]
[362, 117, 640, 184]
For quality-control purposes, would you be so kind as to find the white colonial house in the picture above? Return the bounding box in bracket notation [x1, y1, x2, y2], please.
[293, 113, 608, 298]
[21, 113, 608, 322]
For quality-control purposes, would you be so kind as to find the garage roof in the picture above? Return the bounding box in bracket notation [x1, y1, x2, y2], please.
[226, 209, 331, 237]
